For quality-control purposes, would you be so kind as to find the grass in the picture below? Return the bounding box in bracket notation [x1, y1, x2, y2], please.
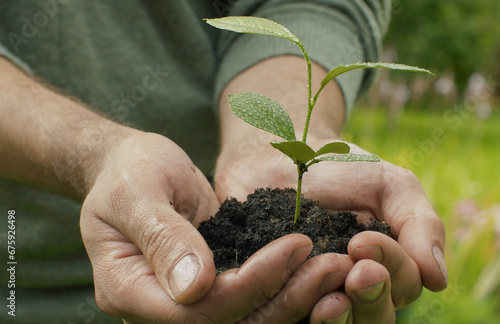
[342, 105, 500, 323]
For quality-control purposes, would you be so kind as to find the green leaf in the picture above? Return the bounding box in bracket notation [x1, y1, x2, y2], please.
[204, 16, 300, 44]
[315, 142, 350, 157]
[271, 141, 316, 165]
[316, 153, 380, 162]
[228, 92, 296, 141]
[321, 62, 435, 87]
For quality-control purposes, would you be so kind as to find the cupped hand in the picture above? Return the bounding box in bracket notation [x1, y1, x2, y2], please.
[214, 137, 447, 323]
[81, 132, 355, 323]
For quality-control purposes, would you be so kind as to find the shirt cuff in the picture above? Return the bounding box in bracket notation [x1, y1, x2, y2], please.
[0, 43, 33, 75]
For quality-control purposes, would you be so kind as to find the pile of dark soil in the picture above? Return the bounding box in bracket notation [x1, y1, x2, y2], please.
[198, 188, 392, 272]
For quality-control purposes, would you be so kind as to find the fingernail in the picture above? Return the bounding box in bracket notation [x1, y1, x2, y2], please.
[169, 254, 200, 299]
[353, 281, 385, 302]
[323, 309, 351, 324]
[287, 244, 313, 272]
[320, 272, 348, 295]
[433, 245, 449, 286]
[353, 246, 383, 263]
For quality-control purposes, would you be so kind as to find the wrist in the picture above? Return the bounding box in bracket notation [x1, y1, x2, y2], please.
[217, 56, 345, 163]
[0, 58, 144, 200]
[80, 124, 141, 197]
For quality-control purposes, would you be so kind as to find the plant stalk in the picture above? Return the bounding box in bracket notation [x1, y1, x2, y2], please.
[293, 166, 303, 229]
[296, 42, 313, 144]
[293, 42, 314, 228]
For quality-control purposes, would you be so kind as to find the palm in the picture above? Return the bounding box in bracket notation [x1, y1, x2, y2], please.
[214, 139, 384, 218]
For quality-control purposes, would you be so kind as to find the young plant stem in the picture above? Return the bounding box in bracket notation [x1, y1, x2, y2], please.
[293, 164, 306, 228]
[294, 42, 313, 228]
[296, 42, 314, 144]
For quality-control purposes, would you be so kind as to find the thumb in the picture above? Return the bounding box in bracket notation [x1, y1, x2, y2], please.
[138, 207, 216, 304]
[81, 194, 217, 319]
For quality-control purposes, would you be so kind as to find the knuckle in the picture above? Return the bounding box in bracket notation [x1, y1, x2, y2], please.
[430, 217, 446, 236]
[140, 217, 191, 268]
[394, 279, 423, 309]
[391, 165, 419, 186]
[106, 170, 139, 211]
[236, 269, 275, 303]
[278, 303, 306, 322]
[140, 220, 172, 262]
[94, 284, 121, 317]
[94, 268, 153, 320]
[92, 264, 132, 317]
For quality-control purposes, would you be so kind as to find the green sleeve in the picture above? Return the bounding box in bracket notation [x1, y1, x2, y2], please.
[214, 0, 391, 114]
[0, 43, 32, 74]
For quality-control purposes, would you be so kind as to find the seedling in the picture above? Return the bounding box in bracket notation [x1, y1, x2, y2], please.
[205, 16, 434, 227]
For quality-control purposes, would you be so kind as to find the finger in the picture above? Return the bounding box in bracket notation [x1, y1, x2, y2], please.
[126, 206, 217, 304]
[86, 229, 313, 322]
[298, 157, 447, 293]
[345, 260, 395, 324]
[81, 197, 217, 307]
[239, 253, 354, 323]
[144, 234, 314, 322]
[174, 166, 220, 227]
[348, 231, 422, 308]
[204, 234, 313, 322]
[83, 169, 220, 305]
[379, 165, 448, 291]
[89, 234, 202, 322]
[310, 292, 353, 324]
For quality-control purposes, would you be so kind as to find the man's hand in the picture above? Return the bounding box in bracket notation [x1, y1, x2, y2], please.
[81, 132, 219, 307]
[216, 55, 447, 323]
[214, 136, 447, 323]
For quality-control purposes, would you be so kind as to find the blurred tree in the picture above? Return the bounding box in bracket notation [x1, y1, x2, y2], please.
[384, 0, 500, 94]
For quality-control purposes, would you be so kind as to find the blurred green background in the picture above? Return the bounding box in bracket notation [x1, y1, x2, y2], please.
[343, 0, 500, 322]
